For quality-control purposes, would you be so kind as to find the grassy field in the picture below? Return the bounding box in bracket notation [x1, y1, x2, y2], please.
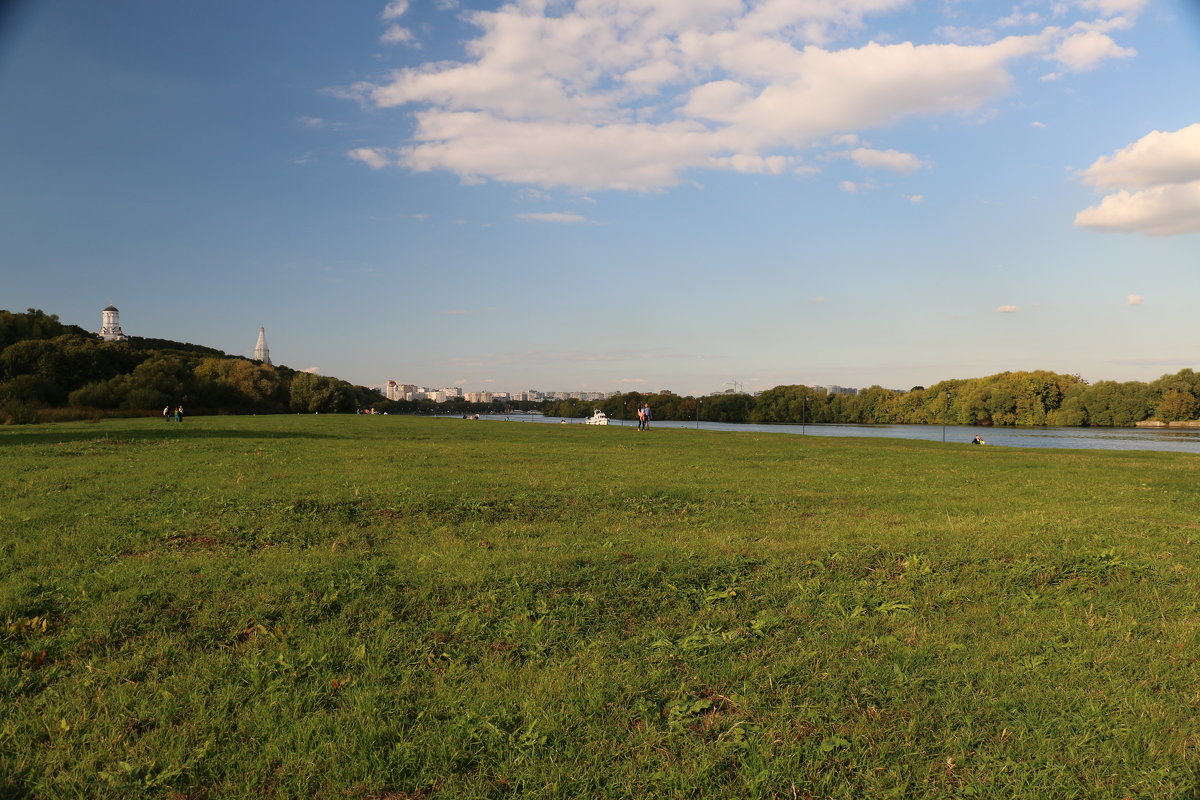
[3, 414, 1200, 799]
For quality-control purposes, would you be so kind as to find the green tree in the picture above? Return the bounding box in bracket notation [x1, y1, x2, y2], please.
[1155, 389, 1198, 422]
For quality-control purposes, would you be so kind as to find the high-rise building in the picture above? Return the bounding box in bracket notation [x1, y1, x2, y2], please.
[254, 327, 271, 365]
[99, 305, 127, 341]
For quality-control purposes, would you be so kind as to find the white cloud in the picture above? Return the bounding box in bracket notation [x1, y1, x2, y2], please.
[1127, 294, 1144, 306]
[997, 305, 1020, 313]
[339, 0, 1138, 191]
[1080, 0, 1148, 17]
[298, 116, 325, 128]
[1074, 183, 1200, 236]
[516, 212, 587, 223]
[997, 9, 1042, 27]
[1031, 120, 1046, 128]
[381, 25, 417, 46]
[616, 378, 647, 384]
[1075, 124, 1200, 236]
[1079, 124, 1200, 189]
[1051, 27, 1134, 72]
[381, 0, 408, 20]
[903, 193, 924, 204]
[300, 367, 321, 374]
[347, 147, 392, 169]
[839, 180, 858, 193]
[848, 147, 922, 173]
[812, 296, 829, 303]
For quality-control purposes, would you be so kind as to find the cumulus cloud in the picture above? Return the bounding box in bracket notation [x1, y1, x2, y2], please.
[903, 193, 924, 204]
[339, 0, 1141, 191]
[347, 147, 392, 169]
[381, 0, 408, 20]
[381, 25, 417, 46]
[997, 305, 1020, 313]
[1075, 124, 1200, 236]
[848, 147, 922, 173]
[1079, 124, 1200, 189]
[997, 9, 1042, 27]
[1051, 28, 1134, 72]
[516, 212, 587, 223]
[1127, 294, 1144, 305]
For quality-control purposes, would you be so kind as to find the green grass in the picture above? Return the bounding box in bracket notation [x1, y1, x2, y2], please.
[3, 414, 1200, 799]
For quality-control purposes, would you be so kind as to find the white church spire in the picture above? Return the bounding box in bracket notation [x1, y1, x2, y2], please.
[254, 327, 271, 365]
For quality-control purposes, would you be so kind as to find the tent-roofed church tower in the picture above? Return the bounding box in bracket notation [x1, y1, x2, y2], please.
[254, 327, 271, 365]
[99, 305, 126, 341]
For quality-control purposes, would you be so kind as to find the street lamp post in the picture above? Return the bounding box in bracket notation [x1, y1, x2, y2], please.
[696, 397, 702, 429]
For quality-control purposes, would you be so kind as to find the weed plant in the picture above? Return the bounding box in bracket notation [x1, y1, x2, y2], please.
[2, 415, 1200, 798]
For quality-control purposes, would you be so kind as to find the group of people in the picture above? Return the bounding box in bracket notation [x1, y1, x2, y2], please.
[636, 403, 652, 431]
[970, 434, 986, 445]
[163, 405, 185, 423]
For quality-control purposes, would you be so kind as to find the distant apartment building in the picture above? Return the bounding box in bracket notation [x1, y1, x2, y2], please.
[815, 385, 859, 396]
[384, 382, 608, 403]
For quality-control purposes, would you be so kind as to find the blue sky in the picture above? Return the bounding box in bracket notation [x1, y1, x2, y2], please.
[2, 0, 1198, 395]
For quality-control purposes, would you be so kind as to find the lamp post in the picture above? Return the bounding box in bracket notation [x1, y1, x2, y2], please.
[942, 393, 948, 443]
[801, 393, 806, 435]
[696, 397, 702, 429]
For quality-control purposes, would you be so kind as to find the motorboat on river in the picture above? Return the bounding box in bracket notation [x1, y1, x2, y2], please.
[584, 409, 609, 425]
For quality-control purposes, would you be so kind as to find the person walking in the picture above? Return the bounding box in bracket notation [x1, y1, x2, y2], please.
[636, 404, 646, 432]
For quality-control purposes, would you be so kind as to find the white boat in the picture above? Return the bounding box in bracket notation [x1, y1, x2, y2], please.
[584, 409, 609, 425]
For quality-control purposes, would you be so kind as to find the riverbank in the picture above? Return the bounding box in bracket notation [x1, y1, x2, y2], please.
[4, 415, 1199, 798]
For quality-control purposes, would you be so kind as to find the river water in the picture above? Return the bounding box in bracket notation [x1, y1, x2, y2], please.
[470, 414, 1200, 454]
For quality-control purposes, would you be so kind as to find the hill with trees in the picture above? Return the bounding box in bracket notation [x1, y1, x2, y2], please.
[0, 309, 382, 423]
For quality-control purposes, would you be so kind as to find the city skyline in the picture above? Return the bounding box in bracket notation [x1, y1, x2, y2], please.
[2, 1, 1198, 397]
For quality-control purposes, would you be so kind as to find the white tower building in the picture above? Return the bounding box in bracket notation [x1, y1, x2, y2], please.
[99, 305, 126, 341]
[254, 327, 271, 365]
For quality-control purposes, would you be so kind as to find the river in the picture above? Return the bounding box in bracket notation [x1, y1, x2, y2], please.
[468, 413, 1200, 454]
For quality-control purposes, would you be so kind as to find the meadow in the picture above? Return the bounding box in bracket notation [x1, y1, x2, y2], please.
[2, 414, 1199, 799]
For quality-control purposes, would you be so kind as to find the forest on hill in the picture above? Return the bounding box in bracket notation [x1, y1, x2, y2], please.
[0, 309, 382, 423]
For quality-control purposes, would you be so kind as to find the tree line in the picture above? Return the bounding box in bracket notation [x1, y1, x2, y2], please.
[542, 368, 1200, 428]
[0, 309, 382, 423]
[5, 308, 1198, 427]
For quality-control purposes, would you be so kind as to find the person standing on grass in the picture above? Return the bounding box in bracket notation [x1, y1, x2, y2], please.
[637, 404, 647, 431]
[163, 405, 171, 422]
[175, 405, 184, 423]
[643, 403, 652, 430]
